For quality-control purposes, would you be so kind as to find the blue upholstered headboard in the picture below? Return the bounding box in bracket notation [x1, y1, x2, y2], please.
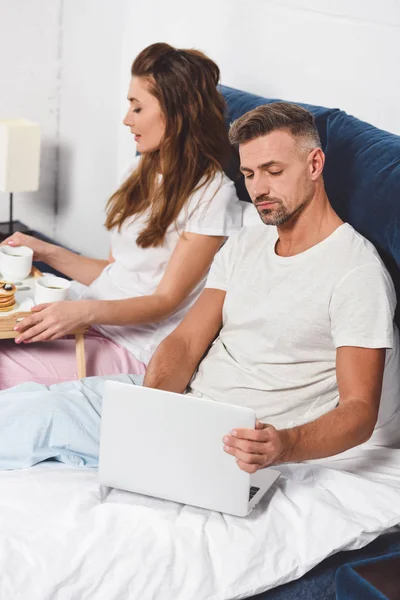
[220, 85, 400, 323]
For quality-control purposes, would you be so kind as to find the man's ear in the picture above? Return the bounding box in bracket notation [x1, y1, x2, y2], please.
[309, 148, 325, 180]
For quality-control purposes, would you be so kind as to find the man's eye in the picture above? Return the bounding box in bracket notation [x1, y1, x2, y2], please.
[133, 108, 141, 114]
[244, 174, 254, 179]
[270, 171, 283, 176]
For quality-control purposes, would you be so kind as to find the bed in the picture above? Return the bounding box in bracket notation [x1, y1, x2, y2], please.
[1, 87, 400, 599]
[0, 432, 400, 599]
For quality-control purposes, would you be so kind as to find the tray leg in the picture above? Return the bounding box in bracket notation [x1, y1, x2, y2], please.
[75, 333, 86, 379]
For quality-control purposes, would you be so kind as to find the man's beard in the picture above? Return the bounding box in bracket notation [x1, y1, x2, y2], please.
[256, 199, 292, 226]
[255, 185, 313, 226]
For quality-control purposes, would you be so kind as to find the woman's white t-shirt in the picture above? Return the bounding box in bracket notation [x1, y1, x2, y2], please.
[70, 158, 249, 364]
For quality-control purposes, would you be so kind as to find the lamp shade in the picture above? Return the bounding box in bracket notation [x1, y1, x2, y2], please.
[0, 119, 41, 193]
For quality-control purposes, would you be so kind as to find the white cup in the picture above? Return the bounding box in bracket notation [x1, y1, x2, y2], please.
[35, 276, 71, 304]
[0, 245, 33, 281]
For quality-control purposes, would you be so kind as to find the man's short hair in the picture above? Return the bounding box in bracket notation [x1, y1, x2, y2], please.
[229, 102, 322, 152]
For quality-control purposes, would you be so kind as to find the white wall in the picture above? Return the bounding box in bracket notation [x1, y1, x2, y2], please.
[118, 0, 400, 171]
[0, 0, 129, 257]
[0, 0, 62, 235]
[56, 0, 129, 257]
[0, 1, 399, 254]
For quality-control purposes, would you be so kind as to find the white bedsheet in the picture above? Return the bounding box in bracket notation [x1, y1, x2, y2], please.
[1, 448, 400, 600]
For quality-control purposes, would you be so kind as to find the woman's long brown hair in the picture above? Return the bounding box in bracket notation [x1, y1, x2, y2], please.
[105, 42, 232, 248]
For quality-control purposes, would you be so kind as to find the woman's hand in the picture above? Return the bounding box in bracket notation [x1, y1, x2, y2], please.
[13, 300, 92, 343]
[222, 421, 292, 473]
[1, 232, 53, 263]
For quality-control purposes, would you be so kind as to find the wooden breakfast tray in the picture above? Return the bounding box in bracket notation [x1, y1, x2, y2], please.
[0, 266, 88, 378]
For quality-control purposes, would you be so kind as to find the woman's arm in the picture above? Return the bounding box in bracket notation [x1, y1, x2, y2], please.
[87, 232, 224, 325]
[13, 232, 225, 342]
[42, 245, 112, 285]
[3, 232, 111, 285]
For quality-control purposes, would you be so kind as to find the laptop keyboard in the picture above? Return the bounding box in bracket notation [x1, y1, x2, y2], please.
[249, 486, 260, 501]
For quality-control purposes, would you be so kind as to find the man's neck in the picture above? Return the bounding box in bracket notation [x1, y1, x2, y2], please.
[275, 190, 343, 257]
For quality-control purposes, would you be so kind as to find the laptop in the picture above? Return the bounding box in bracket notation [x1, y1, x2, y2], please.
[99, 381, 280, 517]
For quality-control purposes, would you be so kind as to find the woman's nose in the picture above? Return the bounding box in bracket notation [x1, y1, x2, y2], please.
[123, 111, 134, 127]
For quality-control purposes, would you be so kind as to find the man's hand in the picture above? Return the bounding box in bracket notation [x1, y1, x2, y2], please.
[13, 300, 92, 343]
[223, 421, 293, 473]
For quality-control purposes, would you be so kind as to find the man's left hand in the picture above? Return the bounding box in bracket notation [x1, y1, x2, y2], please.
[223, 421, 291, 473]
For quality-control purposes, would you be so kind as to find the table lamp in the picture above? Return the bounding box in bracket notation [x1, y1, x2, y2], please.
[0, 119, 41, 239]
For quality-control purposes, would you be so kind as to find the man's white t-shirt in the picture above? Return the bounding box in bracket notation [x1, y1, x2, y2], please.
[70, 158, 248, 364]
[189, 223, 400, 444]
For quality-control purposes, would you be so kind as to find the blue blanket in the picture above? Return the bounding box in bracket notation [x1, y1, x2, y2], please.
[0, 374, 143, 469]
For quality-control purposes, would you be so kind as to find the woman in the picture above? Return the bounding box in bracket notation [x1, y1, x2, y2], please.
[0, 43, 244, 389]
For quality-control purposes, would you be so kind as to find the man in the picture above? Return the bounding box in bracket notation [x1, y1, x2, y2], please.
[143, 102, 398, 474]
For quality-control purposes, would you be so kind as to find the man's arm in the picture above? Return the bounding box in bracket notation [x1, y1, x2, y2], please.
[143, 288, 226, 393]
[223, 346, 386, 472]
